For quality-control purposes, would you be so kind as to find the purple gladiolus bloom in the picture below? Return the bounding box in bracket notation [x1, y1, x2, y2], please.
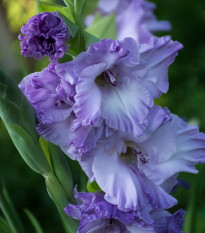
[77, 106, 205, 212]
[56, 37, 183, 149]
[18, 12, 71, 62]
[19, 64, 75, 147]
[65, 190, 185, 232]
[87, 0, 171, 43]
[117, 0, 171, 43]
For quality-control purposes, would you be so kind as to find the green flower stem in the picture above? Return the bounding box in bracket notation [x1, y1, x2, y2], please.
[0, 184, 26, 233]
[45, 172, 79, 233]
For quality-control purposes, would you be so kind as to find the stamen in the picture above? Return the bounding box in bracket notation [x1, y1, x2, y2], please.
[102, 70, 121, 86]
[132, 147, 149, 166]
[55, 99, 65, 107]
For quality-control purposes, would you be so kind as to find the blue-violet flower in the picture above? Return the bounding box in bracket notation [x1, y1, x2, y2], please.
[56, 37, 183, 150]
[77, 106, 205, 212]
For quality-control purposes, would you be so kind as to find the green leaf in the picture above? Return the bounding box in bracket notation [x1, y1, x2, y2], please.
[0, 69, 50, 174]
[0, 184, 26, 233]
[84, 31, 100, 48]
[83, 0, 98, 18]
[86, 13, 116, 40]
[73, 0, 85, 18]
[24, 209, 44, 233]
[69, 31, 84, 54]
[0, 216, 12, 233]
[58, 53, 73, 63]
[62, 0, 74, 8]
[36, 0, 75, 23]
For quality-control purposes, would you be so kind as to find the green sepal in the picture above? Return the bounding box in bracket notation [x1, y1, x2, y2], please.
[24, 209, 44, 233]
[45, 173, 79, 233]
[86, 13, 117, 40]
[0, 69, 50, 175]
[48, 143, 74, 203]
[39, 137, 53, 171]
[87, 180, 102, 193]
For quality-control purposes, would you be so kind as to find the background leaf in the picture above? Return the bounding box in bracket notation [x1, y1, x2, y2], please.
[73, 0, 85, 18]
[24, 209, 44, 233]
[36, 0, 75, 22]
[87, 180, 101, 193]
[84, 31, 100, 48]
[86, 13, 116, 40]
[0, 216, 12, 233]
[0, 184, 26, 233]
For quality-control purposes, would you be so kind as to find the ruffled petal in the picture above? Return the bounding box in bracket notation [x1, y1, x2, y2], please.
[126, 224, 155, 233]
[72, 119, 114, 153]
[117, 0, 151, 42]
[36, 116, 73, 147]
[92, 145, 149, 212]
[73, 39, 129, 77]
[139, 171, 177, 209]
[101, 77, 153, 136]
[152, 209, 186, 233]
[55, 61, 77, 85]
[19, 66, 73, 124]
[140, 114, 205, 185]
[139, 36, 183, 98]
[73, 63, 105, 126]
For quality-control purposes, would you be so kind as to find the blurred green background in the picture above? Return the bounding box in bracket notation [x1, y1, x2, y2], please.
[1, 0, 205, 232]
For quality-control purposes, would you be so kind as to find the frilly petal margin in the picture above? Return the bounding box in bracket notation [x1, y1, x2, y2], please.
[139, 36, 184, 99]
[92, 143, 177, 212]
[78, 106, 205, 213]
[19, 64, 75, 148]
[36, 114, 74, 147]
[140, 114, 205, 186]
[73, 63, 105, 126]
[64, 190, 185, 233]
[151, 209, 186, 233]
[56, 37, 182, 143]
